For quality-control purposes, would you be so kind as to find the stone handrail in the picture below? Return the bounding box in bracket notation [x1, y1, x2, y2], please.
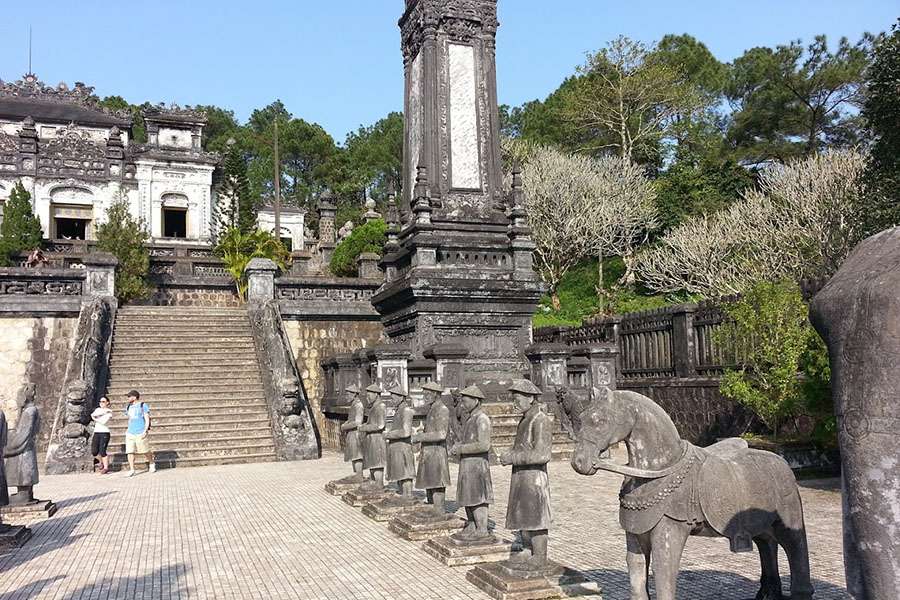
[0, 252, 116, 315]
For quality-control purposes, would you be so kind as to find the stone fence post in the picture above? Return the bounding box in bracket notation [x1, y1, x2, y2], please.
[246, 258, 277, 304]
[357, 252, 382, 280]
[672, 305, 697, 378]
[525, 343, 571, 402]
[82, 252, 118, 301]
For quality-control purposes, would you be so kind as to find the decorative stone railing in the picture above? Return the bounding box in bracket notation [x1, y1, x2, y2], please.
[0, 252, 116, 315]
[274, 276, 381, 320]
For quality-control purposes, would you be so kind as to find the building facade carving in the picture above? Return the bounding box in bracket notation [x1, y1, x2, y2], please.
[0, 73, 219, 244]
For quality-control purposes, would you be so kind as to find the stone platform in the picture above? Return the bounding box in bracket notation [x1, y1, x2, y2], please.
[389, 508, 466, 540]
[0, 524, 32, 551]
[467, 560, 600, 600]
[361, 495, 423, 521]
[342, 484, 395, 507]
[424, 533, 513, 567]
[325, 474, 367, 496]
[0, 500, 58, 520]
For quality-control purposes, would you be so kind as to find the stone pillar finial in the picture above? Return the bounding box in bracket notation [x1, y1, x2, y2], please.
[82, 252, 118, 300]
[412, 165, 432, 226]
[246, 257, 278, 304]
[357, 252, 382, 280]
[317, 192, 337, 245]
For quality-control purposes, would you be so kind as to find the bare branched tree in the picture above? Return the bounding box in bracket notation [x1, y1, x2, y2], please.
[564, 36, 703, 161]
[512, 144, 657, 310]
[635, 149, 866, 296]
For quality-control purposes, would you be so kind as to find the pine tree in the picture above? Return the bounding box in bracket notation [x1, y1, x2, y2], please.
[0, 181, 43, 266]
[95, 197, 151, 303]
[212, 139, 256, 242]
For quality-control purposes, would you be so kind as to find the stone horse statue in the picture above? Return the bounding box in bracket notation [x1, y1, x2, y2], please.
[559, 387, 813, 600]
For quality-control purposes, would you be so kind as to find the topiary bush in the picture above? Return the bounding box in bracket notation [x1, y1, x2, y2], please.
[0, 182, 43, 266]
[329, 219, 386, 277]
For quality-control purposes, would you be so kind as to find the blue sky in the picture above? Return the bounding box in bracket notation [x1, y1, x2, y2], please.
[0, 1, 896, 142]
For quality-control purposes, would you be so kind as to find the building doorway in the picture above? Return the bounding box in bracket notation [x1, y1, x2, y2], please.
[51, 203, 93, 240]
[163, 207, 187, 238]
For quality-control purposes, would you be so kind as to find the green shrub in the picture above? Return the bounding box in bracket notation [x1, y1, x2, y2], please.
[330, 219, 386, 277]
[215, 228, 290, 302]
[95, 198, 151, 304]
[715, 280, 830, 440]
[0, 182, 43, 266]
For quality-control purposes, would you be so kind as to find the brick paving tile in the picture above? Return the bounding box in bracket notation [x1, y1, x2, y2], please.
[0, 453, 848, 599]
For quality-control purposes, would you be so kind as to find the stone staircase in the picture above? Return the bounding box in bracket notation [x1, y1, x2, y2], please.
[483, 402, 576, 461]
[104, 306, 277, 470]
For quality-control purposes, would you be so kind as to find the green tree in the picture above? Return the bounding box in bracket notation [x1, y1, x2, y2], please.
[212, 140, 256, 242]
[330, 219, 387, 277]
[716, 281, 817, 439]
[727, 34, 876, 165]
[861, 21, 900, 235]
[654, 158, 754, 232]
[193, 105, 241, 153]
[95, 197, 150, 303]
[342, 112, 404, 200]
[0, 182, 43, 266]
[99, 96, 148, 143]
[215, 228, 290, 302]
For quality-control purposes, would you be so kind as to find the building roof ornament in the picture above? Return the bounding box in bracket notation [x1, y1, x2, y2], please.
[0, 72, 131, 120]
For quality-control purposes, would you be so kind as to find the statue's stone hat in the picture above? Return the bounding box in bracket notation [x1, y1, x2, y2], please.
[366, 383, 382, 393]
[509, 379, 542, 396]
[459, 385, 485, 400]
[388, 385, 407, 397]
[345, 384, 360, 394]
[421, 381, 444, 393]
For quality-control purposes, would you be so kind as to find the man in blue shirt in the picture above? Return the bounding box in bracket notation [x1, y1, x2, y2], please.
[124, 390, 154, 476]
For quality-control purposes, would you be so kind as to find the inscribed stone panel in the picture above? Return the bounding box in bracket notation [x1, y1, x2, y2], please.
[448, 43, 481, 189]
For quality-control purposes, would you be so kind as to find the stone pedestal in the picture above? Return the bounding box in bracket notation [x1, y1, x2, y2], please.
[324, 473, 367, 496]
[1, 499, 58, 521]
[389, 508, 466, 540]
[467, 561, 600, 600]
[423, 534, 512, 566]
[361, 495, 423, 522]
[0, 525, 32, 551]
[342, 484, 394, 508]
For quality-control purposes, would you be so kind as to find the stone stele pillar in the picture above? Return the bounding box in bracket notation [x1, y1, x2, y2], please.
[374, 0, 543, 398]
[810, 226, 900, 600]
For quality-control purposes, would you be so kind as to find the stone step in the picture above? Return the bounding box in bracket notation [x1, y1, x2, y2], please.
[104, 389, 267, 400]
[108, 405, 270, 419]
[105, 414, 271, 428]
[108, 429, 274, 446]
[112, 330, 253, 339]
[491, 432, 574, 447]
[106, 441, 277, 459]
[109, 351, 259, 361]
[106, 453, 278, 471]
[108, 358, 259, 370]
[107, 374, 263, 386]
[118, 308, 246, 315]
[112, 342, 255, 351]
[106, 419, 271, 434]
[107, 383, 264, 396]
[115, 332, 253, 347]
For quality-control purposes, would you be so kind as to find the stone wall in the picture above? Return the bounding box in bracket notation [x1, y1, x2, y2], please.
[283, 319, 383, 450]
[0, 316, 78, 458]
[144, 282, 240, 307]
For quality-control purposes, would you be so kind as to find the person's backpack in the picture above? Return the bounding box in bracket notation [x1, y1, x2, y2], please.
[142, 402, 152, 431]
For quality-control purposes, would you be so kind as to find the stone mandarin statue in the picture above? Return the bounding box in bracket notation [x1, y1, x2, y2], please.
[449, 385, 494, 541]
[360, 384, 387, 489]
[339, 385, 364, 479]
[412, 381, 451, 513]
[384, 386, 416, 498]
[500, 380, 553, 570]
[4, 384, 41, 505]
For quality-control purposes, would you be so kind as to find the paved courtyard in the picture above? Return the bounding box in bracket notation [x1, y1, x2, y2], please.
[0, 453, 848, 599]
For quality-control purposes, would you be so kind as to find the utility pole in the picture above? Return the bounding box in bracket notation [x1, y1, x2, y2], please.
[273, 117, 282, 239]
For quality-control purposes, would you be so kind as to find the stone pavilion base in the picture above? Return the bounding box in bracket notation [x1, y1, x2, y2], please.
[342, 484, 395, 507]
[325, 473, 367, 496]
[423, 533, 512, 567]
[0, 524, 32, 551]
[0, 499, 57, 520]
[467, 560, 600, 600]
[361, 494, 423, 521]
[389, 507, 466, 540]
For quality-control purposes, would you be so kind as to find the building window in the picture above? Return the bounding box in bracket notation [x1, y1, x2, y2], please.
[163, 207, 187, 238]
[281, 237, 293, 252]
[55, 218, 89, 240]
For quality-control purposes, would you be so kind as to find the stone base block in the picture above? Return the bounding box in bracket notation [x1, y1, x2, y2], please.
[361, 495, 423, 521]
[467, 561, 600, 600]
[0, 525, 32, 551]
[389, 508, 466, 540]
[423, 533, 512, 566]
[342, 485, 394, 507]
[1, 500, 58, 520]
[325, 474, 366, 496]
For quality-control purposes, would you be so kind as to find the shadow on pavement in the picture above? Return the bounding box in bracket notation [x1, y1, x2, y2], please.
[0, 564, 190, 600]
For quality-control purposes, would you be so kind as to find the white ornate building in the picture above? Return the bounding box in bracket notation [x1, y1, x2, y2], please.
[0, 73, 219, 243]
